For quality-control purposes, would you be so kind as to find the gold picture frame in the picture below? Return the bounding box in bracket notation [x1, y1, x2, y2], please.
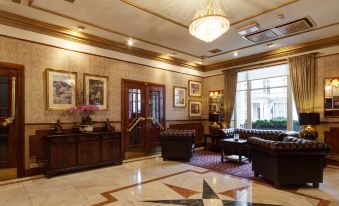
[189, 100, 202, 117]
[173, 86, 187, 108]
[188, 80, 202, 97]
[84, 73, 109, 110]
[46, 68, 77, 110]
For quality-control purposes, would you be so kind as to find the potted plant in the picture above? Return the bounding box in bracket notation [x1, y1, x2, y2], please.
[70, 105, 99, 133]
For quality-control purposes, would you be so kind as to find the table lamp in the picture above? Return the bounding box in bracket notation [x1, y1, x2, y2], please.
[209, 112, 221, 133]
[298, 112, 320, 140]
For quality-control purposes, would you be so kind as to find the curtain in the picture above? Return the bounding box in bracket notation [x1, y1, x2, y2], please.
[288, 53, 316, 113]
[223, 69, 238, 128]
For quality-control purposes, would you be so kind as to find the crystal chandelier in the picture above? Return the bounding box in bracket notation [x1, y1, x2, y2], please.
[189, 0, 230, 42]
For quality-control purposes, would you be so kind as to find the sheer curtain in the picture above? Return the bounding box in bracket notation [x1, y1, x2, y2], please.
[288, 53, 316, 113]
[223, 69, 238, 128]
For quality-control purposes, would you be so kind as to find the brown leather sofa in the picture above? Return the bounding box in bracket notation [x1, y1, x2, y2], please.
[159, 130, 195, 162]
[248, 136, 331, 188]
[219, 128, 287, 141]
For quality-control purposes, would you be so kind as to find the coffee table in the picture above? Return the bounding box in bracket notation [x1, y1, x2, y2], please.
[219, 138, 250, 163]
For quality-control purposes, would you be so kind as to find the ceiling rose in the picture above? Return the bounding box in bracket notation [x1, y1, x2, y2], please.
[189, 0, 230, 43]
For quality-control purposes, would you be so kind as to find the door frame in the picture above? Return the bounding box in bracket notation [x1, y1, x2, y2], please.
[0, 62, 25, 178]
[121, 79, 166, 157]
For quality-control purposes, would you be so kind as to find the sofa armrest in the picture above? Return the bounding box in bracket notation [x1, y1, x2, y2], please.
[248, 136, 331, 155]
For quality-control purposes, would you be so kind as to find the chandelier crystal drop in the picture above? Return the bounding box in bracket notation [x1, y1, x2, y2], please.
[189, 0, 230, 43]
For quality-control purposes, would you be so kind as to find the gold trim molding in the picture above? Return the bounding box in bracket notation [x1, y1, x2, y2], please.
[1, 10, 339, 72]
[0, 10, 204, 71]
[206, 35, 339, 70]
[28, 0, 200, 59]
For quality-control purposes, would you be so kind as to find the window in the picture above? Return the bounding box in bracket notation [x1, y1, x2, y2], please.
[232, 65, 299, 131]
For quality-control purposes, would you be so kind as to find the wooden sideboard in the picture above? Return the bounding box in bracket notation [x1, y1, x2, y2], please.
[45, 132, 122, 177]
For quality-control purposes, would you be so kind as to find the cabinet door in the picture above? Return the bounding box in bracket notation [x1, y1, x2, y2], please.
[101, 135, 121, 162]
[50, 143, 76, 169]
[78, 135, 100, 165]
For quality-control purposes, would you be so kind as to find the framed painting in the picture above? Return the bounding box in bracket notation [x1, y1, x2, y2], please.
[46, 69, 77, 110]
[209, 103, 218, 113]
[173, 86, 187, 108]
[188, 80, 202, 97]
[84, 74, 108, 110]
[189, 100, 202, 117]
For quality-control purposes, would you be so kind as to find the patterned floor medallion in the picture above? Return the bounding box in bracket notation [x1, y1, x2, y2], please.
[143, 180, 280, 206]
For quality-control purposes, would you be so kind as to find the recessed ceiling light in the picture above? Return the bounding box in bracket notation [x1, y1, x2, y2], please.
[127, 39, 133, 47]
[197, 59, 203, 65]
[276, 14, 285, 21]
[170, 52, 176, 57]
[77, 26, 85, 32]
[267, 43, 274, 48]
[233, 51, 238, 57]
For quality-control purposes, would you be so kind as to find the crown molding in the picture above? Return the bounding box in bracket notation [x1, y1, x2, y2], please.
[28, 0, 200, 59]
[1, 10, 339, 73]
[0, 10, 204, 71]
[205, 35, 339, 71]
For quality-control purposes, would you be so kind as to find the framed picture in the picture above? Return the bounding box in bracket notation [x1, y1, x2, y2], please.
[209, 103, 218, 112]
[189, 100, 202, 117]
[46, 69, 77, 110]
[188, 80, 202, 97]
[84, 74, 108, 110]
[173, 86, 187, 108]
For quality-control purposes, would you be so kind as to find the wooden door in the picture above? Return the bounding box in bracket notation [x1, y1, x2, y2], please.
[145, 84, 165, 150]
[0, 67, 19, 181]
[122, 80, 165, 158]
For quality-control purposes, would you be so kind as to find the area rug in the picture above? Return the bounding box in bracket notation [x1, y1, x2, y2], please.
[188, 150, 257, 181]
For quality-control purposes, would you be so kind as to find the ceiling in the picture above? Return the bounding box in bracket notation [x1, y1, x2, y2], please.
[1, 0, 339, 68]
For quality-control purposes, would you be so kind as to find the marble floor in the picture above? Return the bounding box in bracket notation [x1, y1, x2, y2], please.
[0, 157, 339, 206]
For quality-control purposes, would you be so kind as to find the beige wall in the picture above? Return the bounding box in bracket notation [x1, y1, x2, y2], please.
[0, 36, 204, 169]
[203, 54, 339, 144]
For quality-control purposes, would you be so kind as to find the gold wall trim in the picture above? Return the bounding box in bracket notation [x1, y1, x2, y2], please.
[0, 10, 203, 71]
[28, 0, 200, 59]
[0, 33, 204, 77]
[206, 35, 339, 71]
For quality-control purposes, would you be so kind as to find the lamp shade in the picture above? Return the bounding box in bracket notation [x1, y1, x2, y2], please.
[299, 113, 320, 125]
[209, 113, 221, 123]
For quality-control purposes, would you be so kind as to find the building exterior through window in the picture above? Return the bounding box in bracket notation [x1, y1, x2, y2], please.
[231, 64, 299, 131]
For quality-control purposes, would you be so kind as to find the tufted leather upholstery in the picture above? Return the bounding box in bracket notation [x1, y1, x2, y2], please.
[248, 136, 330, 155]
[159, 129, 195, 162]
[247, 134, 330, 188]
[219, 128, 287, 141]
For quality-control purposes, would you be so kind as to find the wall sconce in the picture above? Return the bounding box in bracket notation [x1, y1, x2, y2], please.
[331, 79, 339, 87]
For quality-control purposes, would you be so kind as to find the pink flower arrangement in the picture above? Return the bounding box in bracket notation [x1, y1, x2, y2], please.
[70, 105, 99, 125]
[69, 105, 99, 113]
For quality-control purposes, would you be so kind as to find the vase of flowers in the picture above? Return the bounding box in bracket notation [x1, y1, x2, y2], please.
[70, 105, 99, 133]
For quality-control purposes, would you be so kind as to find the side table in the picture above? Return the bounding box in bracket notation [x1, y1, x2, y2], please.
[204, 133, 221, 151]
[219, 138, 250, 163]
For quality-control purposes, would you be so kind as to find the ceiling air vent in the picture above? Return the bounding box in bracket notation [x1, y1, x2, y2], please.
[272, 18, 314, 36]
[209, 49, 222, 54]
[245, 30, 278, 44]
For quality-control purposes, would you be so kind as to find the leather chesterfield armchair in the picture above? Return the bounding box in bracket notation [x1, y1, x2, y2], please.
[159, 129, 195, 162]
[248, 136, 331, 188]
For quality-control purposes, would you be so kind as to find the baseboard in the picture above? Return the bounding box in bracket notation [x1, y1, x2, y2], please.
[25, 167, 44, 177]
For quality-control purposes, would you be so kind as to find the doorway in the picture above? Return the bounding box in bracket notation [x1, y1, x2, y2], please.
[121, 79, 165, 159]
[0, 63, 24, 181]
